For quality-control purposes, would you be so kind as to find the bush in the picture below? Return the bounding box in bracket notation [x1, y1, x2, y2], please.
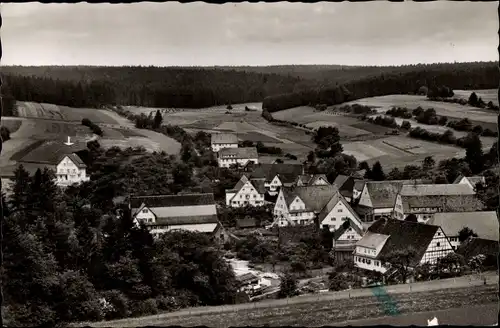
[401, 121, 411, 130]
[472, 125, 483, 135]
[101, 290, 130, 320]
[227, 104, 233, 110]
[82, 117, 104, 136]
[438, 116, 448, 126]
[386, 107, 412, 119]
[1, 126, 11, 141]
[482, 128, 498, 137]
[130, 298, 159, 317]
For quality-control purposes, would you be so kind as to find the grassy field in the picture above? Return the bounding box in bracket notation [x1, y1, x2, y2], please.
[84, 285, 496, 327]
[453, 89, 498, 105]
[0, 118, 23, 134]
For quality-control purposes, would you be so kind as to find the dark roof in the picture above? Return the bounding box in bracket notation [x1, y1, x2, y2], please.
[219, 147, 258, 159]
[236, 273, 259, 283]
[250, 163, 304, 183]
[401, 194, 483, 213]
[211, 133, 238, 144]
[332, 216, 364, 240]
[333, 175, 359, 199]
[364, 179, 432, 209]
[64, 153, 87, 168]
[456, 237, 499, 259]
[130, 193, 215, 209]
[282, 185, 338, 213]
[227, 175, 266, 194]
[236, 217, 258, 229]
[149, 215, 219, 226]
[368, 219, 441, 266]
[296, 174, 329, 186]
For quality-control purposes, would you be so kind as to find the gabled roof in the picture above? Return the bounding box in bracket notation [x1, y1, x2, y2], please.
[227, 175, 266, 194]
[211, 133, 238, 144]
[296, 174, 330, 186]
[456, 237, 499, 259]
[367, 219, 441, 266]
[150, 215, 219, 226]
[333, 175, 362, 199]
[332, 216, 364, 241]
[130, 193, 216, 209]
[364, 179, 432, 209]
[333, 175, 350, 189]
[317, 192, 362, 227]
[399, 184, 475, 197]
[250, 163, 304, 183]
[236, 272, 259, 283]
[57, 153, 87, 169]
[428, 211, 499, 241]
[353, 180, 366, 192]
[219, 147, 258, 159]
[282, 185, 338, 213]
[453, 175, 486, 187]
[356, 231, 390, 249]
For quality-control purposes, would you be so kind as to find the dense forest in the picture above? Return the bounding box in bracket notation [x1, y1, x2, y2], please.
[1, 62, 498, 114]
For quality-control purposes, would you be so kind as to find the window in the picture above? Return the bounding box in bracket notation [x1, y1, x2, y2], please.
[322, 225, 328, 229]
[142, 209, 148, 213]
[437, 232, 441, 236]
[337, 209, 343, 212]
[367, 259, 371, 265]
[436, 242, 440, 247]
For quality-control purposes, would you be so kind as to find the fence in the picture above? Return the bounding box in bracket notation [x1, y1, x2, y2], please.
[78, 272, 498, 328]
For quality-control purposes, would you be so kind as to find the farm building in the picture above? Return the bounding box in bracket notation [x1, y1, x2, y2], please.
[332, 175, 364, 202]
[317, 191, 363, 232]
[295, 174, 330, 188]
[55, 153, 90, 187]
[330, 217, 365, 262]
[225, 175, 266, 208]
[353, 219, 454, 273]
[249, 163, 304, 194]
[273, 184, 338, 227]
[427, 211, 499, 250]
[211, 132, 238, 152]
[393, 184, 481, 222]
[217, 147, 258, 168]
[453, 175, 486, 190]
[129, 193, 227, 243]
[356, 179, 431, 222]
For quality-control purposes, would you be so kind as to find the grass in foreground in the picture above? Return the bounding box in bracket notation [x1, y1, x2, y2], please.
[134, 285, 497, 327]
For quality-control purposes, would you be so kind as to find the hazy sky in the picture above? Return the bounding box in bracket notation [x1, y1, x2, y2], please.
[1, 1, 498, 66]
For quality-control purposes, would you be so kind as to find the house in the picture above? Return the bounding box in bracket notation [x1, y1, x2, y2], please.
[55, 153, 90, 187]
[217, 147, 259, 168]
[129, 193, 227, 243]
[357, 180, 431, 222]
[250, 163, 304, 194]
[211, 133, 238, 152]
[295, 174, 330, 187]
[225, 175, 266, 208]
[353, 219, 454, 273]
[236, 273, 260, 292]
[352, 180, 366, 202]
[332, 175, 364, 202]
[393, 184, 481, 222]
[273, 184, 338, 226]
[330, 217, 365, 262]
[453, 175, 485, 190]
[456, 237, 499, 267]
[427, 211, 499, 250]
[317, 191, 364, 232]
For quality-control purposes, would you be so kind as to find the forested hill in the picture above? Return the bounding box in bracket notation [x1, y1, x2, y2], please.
[262, 61, 500, 112]
[0, 66, 311, 113]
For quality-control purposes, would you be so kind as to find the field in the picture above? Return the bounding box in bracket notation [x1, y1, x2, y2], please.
[124, 102, 263, 116]
[453, 89, 498, 105]
[80, 281, 496, 328]
[0, 118, 23, 134]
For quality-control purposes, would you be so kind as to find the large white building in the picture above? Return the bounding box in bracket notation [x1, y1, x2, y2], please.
[211, 133, 239, 152]
[217, 147, 259, 168]
[225, 175, 266, 208]
[55, 153, 90, 187]
[353, 219, 454, 273]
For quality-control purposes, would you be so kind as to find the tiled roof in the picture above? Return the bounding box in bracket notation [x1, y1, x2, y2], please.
[428, 211, 499, 241]
[333, 175, 361, 199]
[296, 174, 330, 186]
[333, 175, 350, 189]
[236, 272, 258, 283]
[130, 193, 215, 209]
[456, 237, 499, 259]
[211, 133, 238, 144]
[353, 180, 366, 192]
[64, 153, 87, 168]
[399, 184, 475, 197]
[250, 163, 304, 183]
[149, 215, 219, 226]
[367, 219, 440, 266]
[282, 184, 338, 213]
[227, 175, 266, 194]
[453, 175, 486, 186]
[365, 179, 432, 209]
[401, 194, 483, 213]
[317, 192, 362, 227]
[356, 231, 390, 249]
[219, 147, 258, 159]
[332, 216, 364, 241]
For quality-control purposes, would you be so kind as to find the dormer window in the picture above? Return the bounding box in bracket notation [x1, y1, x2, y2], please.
[142, 209, 148, 213]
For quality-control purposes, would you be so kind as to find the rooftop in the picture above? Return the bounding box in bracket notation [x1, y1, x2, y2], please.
[282, 184, 338, 213]
[250, 163, 304, 183]
[356, 231, 390, 249]
[428, 211, 499, 241]
[219, 147, 258, 159]
[399, 184, 476, 197]
[211, 133, 238, 144]
[130, 193, 216, 209]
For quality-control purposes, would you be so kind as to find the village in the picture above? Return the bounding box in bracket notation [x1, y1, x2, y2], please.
[21, 129, 496, 302]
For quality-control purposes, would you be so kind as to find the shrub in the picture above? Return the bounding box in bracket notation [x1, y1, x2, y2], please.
[1, 126, 11, 141]
[386, 107, 412, 119]
[130, 298, 159, 317]
[438, 116, 448, 126]
[401, 121, 411, 130]
[482, 128, 498, 137]
[101, 290, 130, 320]
[227, 104, 233, 110]
[472, 125, 483, 135]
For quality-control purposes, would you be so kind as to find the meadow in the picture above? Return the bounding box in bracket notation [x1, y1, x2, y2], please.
[453, 89, 498, 105]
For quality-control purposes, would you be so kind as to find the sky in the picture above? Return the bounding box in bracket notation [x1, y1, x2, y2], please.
[1, 1, 498, 67]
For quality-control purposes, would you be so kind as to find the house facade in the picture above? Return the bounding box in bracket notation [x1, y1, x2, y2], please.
[250, 164, 304, 194]
[331, 217, 365, 262]
[353, 219, 454, 273]
[217, 147, 259, 168]
[317, 192, 364, 232]
[225, 175, 266, 208]
[453, 175, 485, 190]
[130, 193, 226, 243]
[273, 185, 338, 227]
[55, 153, 90, 187]
[427, 211, 499, 250]
[211, 133, 239, 152]
[393, 184, 480, 222]
[295, 174, 330, 187]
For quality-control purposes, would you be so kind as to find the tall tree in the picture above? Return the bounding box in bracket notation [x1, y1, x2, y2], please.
[370, 161, 386, 181]
[153, 110, 163, 129]
[464, 133, 484, 174]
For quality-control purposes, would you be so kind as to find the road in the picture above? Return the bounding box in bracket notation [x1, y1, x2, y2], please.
[332, 303, 498, 326]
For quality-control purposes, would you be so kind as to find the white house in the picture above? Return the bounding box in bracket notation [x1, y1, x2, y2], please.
[427, 211, 499, 250]
[273, 184, 338, 227]
[55, 153, 90, 187]
[211, 133, 239, 152]
[129, 193, 227, 243]
[250, 164, 304, 195]
[357, 180, 430, 222]
[393, 184, 481, 222]
[453, 175, 485, 190]
[295, 174, 330, 187]
[317, 191, 364, 232]
[330, 217, 366, 262]
[225, 175, 266, 208]
[217, 147, 259, 168]
[353, 219, 454, 273]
